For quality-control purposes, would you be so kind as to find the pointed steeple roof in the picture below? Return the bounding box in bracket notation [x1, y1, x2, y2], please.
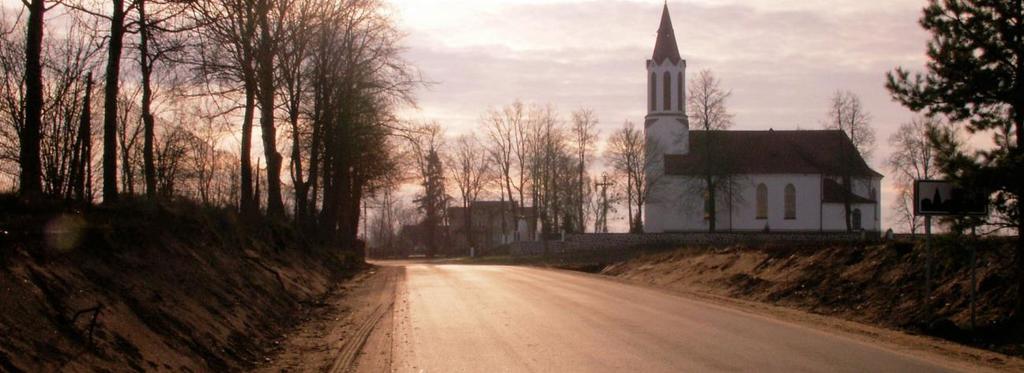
[651, 3, 682, 64]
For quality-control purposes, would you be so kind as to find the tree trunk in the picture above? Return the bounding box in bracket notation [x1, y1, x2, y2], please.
[102, 0, 126, 204]
[465, 202, 473, 250]
[346, 176, 364, 249]
[20, 0, 45, 199]
[307, 120, 322, 223]
[290, 109, 307, 225]
[504, 172, 514, 240]
[704, 132, 717, 232]
[626, 172, 634, 233]
[256, 13, 284, 218]
[706, 175, 716, 232]
[578, 159, 585, 233]
[240, 81, 256, 215]
[1014, 101, 1024, 318]
[71, 74, 93, 202]
[139, 0, 157, 199]
[843, 175, 853, 232]
[119, 131, 133, 195]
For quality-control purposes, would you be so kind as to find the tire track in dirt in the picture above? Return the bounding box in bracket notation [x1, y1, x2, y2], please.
[252, 265, 402, 373]
[330, 267, 399, 373]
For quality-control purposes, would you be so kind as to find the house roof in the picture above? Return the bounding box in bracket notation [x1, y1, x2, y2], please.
[664, 130, 883, 177]
[651, 4, 682, 65]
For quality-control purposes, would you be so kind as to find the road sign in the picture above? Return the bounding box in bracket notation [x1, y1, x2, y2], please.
[913, 180, 988, 216]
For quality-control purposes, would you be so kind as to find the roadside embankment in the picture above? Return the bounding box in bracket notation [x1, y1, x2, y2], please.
[0, 196, 361, 371]
[600, 239, 1023, 356]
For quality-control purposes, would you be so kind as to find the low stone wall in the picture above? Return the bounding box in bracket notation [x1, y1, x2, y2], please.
[507, 232, 880, 256]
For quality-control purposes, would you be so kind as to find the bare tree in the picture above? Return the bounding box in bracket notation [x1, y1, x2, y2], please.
[2, 11, 103, 200]
[138, 0, 191, 199]
[887, 115, 941, 234]
[686, 69, 733, 231]
[116, 85, 142, 195]
[69, 73, 94, 201]
[607, 120, 662, 233]
[189, 0, 261, 214]
[0, 14, 25, 179]
[306, 0, 417, 253]
[253, 0, 292, 217]
[825, 90, 875, 158]
[568, 108, 598, 233]
[526, 104, 569, 240]
[278, 0, 322, 225]
[484, 100, 528, 239]
[408, 122, 447, 257]
[102, 0, 133, 203]
[823, 90, 875, 231]
[447, 133, 491, 249]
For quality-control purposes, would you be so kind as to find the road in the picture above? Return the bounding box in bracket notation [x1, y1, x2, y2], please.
[364, 263, 970, 373]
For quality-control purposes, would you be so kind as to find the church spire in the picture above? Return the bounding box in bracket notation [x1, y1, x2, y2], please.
[652, 3, 681, 64]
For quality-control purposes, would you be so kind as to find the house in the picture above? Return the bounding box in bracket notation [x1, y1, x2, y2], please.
[448, 201, 537, 249]
[643, 4, 882, 233]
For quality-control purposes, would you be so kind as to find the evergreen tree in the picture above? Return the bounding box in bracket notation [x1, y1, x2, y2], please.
[886, 0, 1024, 317]
[415, 149, 448, 258]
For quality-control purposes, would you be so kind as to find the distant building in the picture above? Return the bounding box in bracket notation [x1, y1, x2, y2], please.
[643, 5, 882, 233]
[448, 201, 537, 249]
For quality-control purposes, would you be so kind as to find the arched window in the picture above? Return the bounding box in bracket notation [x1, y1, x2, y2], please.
[784, 184, 796, 219]
[649, 73, 656, 111]
[663, 71, 672, 111]
[756, 183, 768, 219]
[852, 209, 863, 230]
[677, 72, 684, 112]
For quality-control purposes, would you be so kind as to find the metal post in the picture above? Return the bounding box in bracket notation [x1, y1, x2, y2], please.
[924, 215, 932, 320]
[970, 225, 977, 330]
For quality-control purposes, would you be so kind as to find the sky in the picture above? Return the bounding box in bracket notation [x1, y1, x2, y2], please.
[388, 0, 940, 232]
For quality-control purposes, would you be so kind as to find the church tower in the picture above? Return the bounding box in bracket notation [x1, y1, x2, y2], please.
[645, 3, 688, 155]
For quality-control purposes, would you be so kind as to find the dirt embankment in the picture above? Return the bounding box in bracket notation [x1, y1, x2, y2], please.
[601, 239, 1023, 356]
[0, 198, 360, 372]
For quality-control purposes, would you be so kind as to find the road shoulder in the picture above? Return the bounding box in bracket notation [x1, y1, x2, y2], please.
[253, 265, 402, 372]
[537, 265, 1024, 373]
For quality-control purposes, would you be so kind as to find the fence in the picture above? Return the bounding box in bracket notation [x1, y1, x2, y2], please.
[506, 231, 880, 256]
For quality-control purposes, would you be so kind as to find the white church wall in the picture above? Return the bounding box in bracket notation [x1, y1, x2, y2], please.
[645, 174, 827, 232]
[820, 176, 882, 232]
[644, 174, 883, 233]
[644, 175, 693, 233]
[729, 174, 822, 232]
[645, 57, 688, 156]
[647, 60, 686, 114]
[822, 203, 878, 232]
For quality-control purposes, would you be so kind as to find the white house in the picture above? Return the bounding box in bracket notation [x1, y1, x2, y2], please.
[643, 4, 882, 233]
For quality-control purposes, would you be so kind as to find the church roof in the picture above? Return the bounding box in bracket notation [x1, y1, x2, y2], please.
[651, 4, 682, 64]
[664, 130, 883, 177]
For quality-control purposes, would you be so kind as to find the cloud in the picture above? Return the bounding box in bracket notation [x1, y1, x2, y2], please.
[394, 0, 935, 231]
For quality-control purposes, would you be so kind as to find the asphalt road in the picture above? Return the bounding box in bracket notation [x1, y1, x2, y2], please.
[383, 263, 965, 373]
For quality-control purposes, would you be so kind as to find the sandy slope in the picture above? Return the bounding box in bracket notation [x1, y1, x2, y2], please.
[599, 243, 1024, 368]
[0, 202, 356, 372]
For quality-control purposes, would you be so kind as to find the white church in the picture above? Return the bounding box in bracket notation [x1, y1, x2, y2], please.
[642, 4, 883, 233]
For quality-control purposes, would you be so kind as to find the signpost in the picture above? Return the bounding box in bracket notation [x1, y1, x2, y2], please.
[913, 180, 988, 329]
[913, 180, 989, 217]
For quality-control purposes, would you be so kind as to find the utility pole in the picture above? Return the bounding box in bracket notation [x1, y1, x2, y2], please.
[595, 172, 614, 233]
